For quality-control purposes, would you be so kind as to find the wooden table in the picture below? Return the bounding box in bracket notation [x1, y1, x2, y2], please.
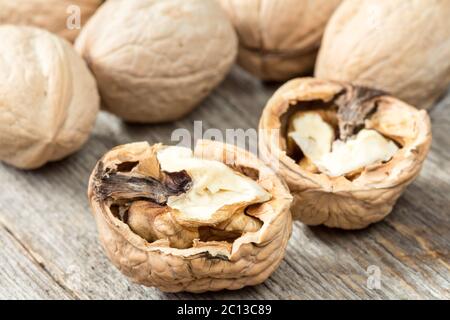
[0, 67, 449, 300]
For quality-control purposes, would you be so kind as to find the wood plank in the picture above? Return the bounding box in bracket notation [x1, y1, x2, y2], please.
[0, 67, 448, 299]
[0, 223, 74, 299]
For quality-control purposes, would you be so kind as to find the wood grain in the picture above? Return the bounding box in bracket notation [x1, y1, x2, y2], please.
[0, 67, 448, 299]
[0, 224, 74, 299]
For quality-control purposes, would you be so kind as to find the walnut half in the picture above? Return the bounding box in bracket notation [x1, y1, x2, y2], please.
[259, 78, 432, 229]
[88, 140, 292, 292]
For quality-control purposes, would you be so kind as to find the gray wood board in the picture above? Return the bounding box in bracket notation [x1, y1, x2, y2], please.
[0, 67, 449, 299]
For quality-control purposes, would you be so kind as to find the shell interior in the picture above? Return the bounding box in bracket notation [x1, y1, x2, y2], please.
[284, 86, 403, 180]
[92, 145, 271, 250]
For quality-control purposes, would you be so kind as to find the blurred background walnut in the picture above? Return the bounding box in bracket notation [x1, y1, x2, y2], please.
[315, 0, 450, 109]
[0, 0, 103, 42]
[0, 26, 99, 169]
[76, 0, 237, 123]
[217, 0, 341, 81]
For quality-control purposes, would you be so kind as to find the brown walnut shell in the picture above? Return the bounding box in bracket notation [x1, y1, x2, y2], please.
[0, 0, 103, 42]
[88, 140, 292, 292]
[315, 0, 450, 109]
[0, 26, 99, 169]
[76, 0, 237, 123]
[218, 0, 341, 81]
[259, 78, 432, 229]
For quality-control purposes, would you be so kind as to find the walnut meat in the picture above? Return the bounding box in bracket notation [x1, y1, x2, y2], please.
[217, 0, 341, 81]
[0, 0, 102, 42]
[315, 0, 450, 109]
[76, 0, 237, 123]
[88, 140, 292, 292]
[259, 78, 431, 229]
[0, 26, 99, 169]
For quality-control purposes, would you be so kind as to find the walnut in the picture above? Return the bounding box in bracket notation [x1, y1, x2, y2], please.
[217, 0, 341, 81]
[0, 0, 103, 42]
[76, 0, 237, 123]
[288, 111, 399, 177]
[315, 0, 450, 109]
[88, 140, 292, 292]
[0, 26, 99, 169]
[259, 78, 431, 229]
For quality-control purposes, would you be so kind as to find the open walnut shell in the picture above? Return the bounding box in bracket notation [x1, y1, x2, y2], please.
[88, 140, 292, 292]
[259, 78, 431, 229]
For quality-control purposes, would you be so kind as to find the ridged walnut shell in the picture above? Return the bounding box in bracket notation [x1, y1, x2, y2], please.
[88, 140, 292, 292]
[0, 0, 102, 42]
[0, 26, 99, 169]
[315, 0, 450, 109]
[76, 0, 237, 123]
[259, 78, 432, 229]
[218, 0, 341, 81]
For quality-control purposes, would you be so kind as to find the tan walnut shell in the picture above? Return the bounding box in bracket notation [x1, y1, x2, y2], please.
[315, 0, 450, 110]
[0, 26, 99, 169]
[76, 0, 237, 123]
[259, 78, 432, 229]
[217, 0, 341, 81]
[88, 140, 292, 292]
[0, 0, 103, 42]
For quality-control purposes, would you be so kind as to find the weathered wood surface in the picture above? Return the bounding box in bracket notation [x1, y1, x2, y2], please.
[0, 67, 449, 300]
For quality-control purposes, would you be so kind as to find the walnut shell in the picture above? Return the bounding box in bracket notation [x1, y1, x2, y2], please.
[217, 0, 341, 81]
[0, 26, 99, 169]
[88, 140, 292, 292]
[259, 78, 432, 229]
[76, 0, 237, 123]
[0, 0, 102, 42]
[315, 0, 450, 109]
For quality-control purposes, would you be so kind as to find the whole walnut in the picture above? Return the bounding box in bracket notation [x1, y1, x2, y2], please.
[217, 0, 341, 81]
[76, 0, 238, 123]
[0, 26, 99, 169]
[315, 0, 450, 109]
[0, 0, 103, 42]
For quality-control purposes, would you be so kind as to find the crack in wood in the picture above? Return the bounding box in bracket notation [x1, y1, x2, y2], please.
[0, 219, 81, 300]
